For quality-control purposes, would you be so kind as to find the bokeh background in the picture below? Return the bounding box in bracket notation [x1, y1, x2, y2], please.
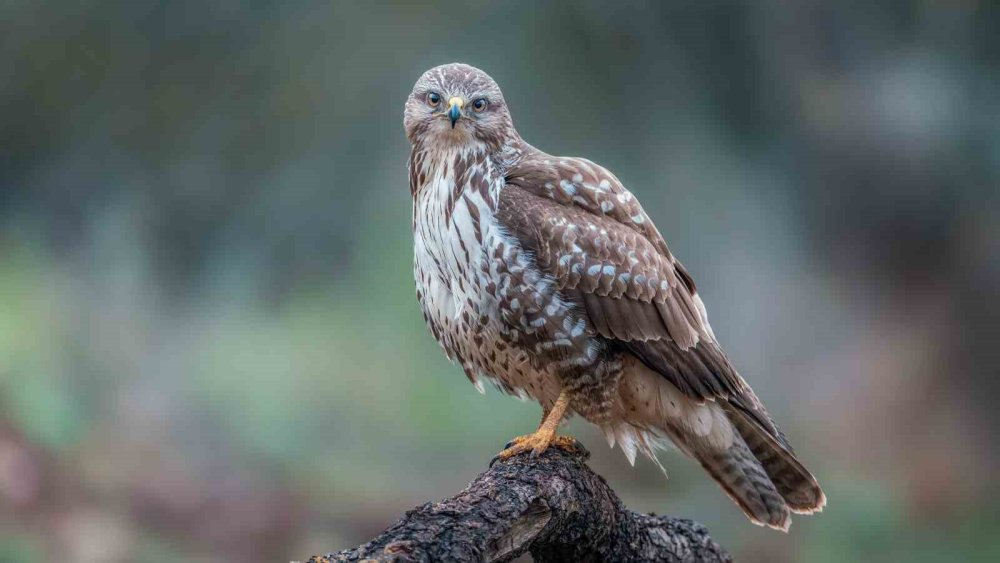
[2, 1, 998, 561]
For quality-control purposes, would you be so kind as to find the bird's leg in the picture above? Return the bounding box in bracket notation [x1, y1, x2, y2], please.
[495, 389, 576, 461]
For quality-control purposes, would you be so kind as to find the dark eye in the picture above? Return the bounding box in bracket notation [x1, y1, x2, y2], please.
[426, 92, 441, 107]
[472, 98, 488, 112]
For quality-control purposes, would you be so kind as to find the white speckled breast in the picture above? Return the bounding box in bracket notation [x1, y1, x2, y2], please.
[411, 145, 561, 407]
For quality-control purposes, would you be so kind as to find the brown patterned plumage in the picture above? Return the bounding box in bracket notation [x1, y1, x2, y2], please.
[403, 63, 825, 530]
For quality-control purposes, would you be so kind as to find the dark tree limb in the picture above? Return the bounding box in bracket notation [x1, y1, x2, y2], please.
[307, 442, 731, 562]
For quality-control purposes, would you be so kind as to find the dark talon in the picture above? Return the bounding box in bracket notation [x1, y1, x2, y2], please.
[503, 440, 515, 450]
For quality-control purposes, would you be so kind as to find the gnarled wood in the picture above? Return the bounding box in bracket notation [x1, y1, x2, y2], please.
[307, 442, 731, 562]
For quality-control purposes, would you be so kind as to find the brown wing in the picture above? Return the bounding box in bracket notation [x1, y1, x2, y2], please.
[501, 153, 789, 446]
[504, 154, 711, 344]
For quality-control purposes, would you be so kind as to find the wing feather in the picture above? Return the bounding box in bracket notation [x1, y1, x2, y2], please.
[499, 152, 758, 408]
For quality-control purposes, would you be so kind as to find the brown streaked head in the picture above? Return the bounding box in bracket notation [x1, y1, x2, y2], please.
[404, 63, 517, 150]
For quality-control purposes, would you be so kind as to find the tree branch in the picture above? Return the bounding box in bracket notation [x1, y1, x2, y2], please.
[307, 442, 731, 562]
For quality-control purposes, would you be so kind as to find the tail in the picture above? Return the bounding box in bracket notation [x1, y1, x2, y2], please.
[688, 401, 826, 530]
[613, 360, 826, 530]
[723, 401, 827, 515]
[693, 434, 793, 530]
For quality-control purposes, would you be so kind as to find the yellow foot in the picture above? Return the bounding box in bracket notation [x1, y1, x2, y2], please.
[492, 433, 578, 465]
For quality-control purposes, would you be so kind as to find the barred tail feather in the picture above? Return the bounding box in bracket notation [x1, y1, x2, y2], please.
[694, 436, 792, 531]
[614, 359, 824, 529]
[724, 403, 827, 514]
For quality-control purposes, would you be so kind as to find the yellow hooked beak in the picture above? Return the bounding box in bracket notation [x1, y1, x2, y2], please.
[448, 97, 463, 128]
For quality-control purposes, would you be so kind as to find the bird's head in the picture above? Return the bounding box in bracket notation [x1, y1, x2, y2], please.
[404, 63, 515, 151]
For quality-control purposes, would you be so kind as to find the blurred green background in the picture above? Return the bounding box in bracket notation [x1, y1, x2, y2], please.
[1, 1, 998, 561]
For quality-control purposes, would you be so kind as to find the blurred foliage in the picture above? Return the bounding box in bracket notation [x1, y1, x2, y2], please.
[0, 1, 998, 561]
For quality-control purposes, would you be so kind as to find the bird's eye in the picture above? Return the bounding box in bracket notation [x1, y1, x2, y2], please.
[472, 98, 488, 112]
[427, 92, 441, 107]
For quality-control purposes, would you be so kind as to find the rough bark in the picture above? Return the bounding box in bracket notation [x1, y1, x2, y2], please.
[307, 442, 731, 562]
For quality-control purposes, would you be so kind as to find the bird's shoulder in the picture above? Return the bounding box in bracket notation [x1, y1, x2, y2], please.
[496, 152, 715, 350]
[503, 151, 673, 259]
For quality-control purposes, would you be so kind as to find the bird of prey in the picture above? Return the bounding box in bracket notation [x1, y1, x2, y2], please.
[403, 63, 825, 530]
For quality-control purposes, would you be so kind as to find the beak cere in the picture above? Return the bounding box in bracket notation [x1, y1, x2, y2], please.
[448, 97, 463, 128]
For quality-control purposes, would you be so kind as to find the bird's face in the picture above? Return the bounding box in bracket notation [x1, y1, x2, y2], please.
[404, 63, 514, 151]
